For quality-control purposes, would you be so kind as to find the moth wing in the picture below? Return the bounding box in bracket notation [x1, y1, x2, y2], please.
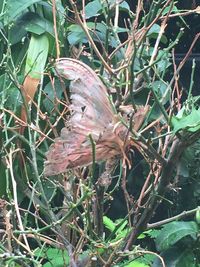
[133, 105, 149, 131]
[44, 58, 116, 176]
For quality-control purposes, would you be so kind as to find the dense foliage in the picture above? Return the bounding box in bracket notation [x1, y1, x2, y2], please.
[1, 0, 200, 266]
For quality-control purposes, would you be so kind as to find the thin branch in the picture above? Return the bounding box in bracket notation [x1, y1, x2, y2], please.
[69, 0, 114, 74]
[52, 0, 60, 58]
[6, 148, 32, 256]
[147, 207, 199, 229]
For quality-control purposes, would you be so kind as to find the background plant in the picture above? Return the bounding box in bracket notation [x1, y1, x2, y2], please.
[1, 0, 200, 266]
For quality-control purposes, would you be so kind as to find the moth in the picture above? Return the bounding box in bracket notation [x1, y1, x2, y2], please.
[44, 58, 148, 176]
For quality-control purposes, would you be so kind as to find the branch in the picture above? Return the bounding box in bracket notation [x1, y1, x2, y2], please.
[124, 133, 200, 249]
[69, 0, 114, 74]
[147, 207, 199, 229]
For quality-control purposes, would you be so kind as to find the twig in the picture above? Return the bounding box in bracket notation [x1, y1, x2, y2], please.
[160, 6, 200, 20]
[162, 32, 200, 104]
[149, 1, 173, 65]
[6, 148, 32, 256]
[69, 0, 114, 74]
[139, 250, 166, 267]
[52, 0, 60, 58]
[147, 207, 200, 229]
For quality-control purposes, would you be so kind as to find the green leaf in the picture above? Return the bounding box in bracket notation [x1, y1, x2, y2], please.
[35, 247, 69, 267]
[115, 219, 128, 235]
[114, 228, 129, 240]
[67, 22, 127, 47]
[155, 221, 198, 251]
[9, 16, 27, 45]
[152, 248, 195, 267]
[147, 24, 167, 43]
[107, 0, 130, 11]
[162, 6, 179, 16]
[5, 0, 42, 24]
[152, 81, 168, 98]
[67, 23, 94, 45]
[95, 22, 127, 48]
[138, 229, 160, 240]
[85, 0, 102, 19]
[125, 260, 149, 267]
[171, 107, 200, 133]
[25, 33, 49, 79]
[103, 216, 115, 232]
[9, 12, 55, 44]
[43, 79, 64, 112]
[23, 12, 54, 36]
[156, 51, 171, 72]
[0, 74, 22, 110]
[119, 1, 130, 11]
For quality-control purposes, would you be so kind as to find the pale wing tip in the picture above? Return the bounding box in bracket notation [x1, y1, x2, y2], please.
[43, 161, 65, 176]
[43, 162, 58, 176]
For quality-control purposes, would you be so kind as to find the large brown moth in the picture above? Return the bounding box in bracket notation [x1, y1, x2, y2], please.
[44, 58, 148, 176]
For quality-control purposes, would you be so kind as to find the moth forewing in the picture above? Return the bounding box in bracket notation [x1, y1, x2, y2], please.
[44, 59, 129, 176]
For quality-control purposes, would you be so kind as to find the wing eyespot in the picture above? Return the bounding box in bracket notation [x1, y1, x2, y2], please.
[81, 106, 86, 112]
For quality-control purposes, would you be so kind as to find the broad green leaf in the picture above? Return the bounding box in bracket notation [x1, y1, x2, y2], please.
[156, 51, 171, 73]
[23, 13, 54, 36]
[107, 0, 130, 11]
[8, 12, 54, 44]
[5, 0, 42, 24]
[119, 1, 130, 11]
[153, 248, 195, 267]
[148, 103, 163, 120]
[155, 221, 198, 251]
[147, 24, 167, 43]
[85, 0, 102, 19]
[35, 247, 69, 267]
[4, 86, 22, 109]
[95, 22, 127, 48]
[25, 33, 49, 79]
[67, 22, 127, 47]
[67, 23, 95, 45]
[9, 16, 27, 45]
[125, 261, 149, 267]
[67, 30, 87, 45]
[171, 107, 200, 133]
[162, 6, 179, 16]
[0, 74, 22, 109]
[147, 24, 161, 37]
[43, 79, 64, 112]
[152, 81, 168, 99]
